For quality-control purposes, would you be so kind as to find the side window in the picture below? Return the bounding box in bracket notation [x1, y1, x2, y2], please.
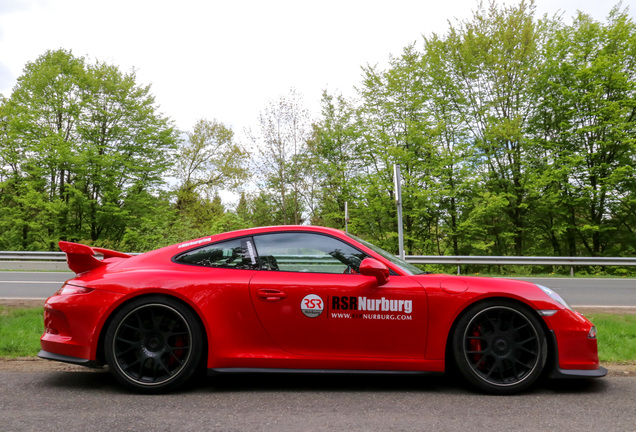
[253, 233, 366, 274]
[175, 238, 258, 270]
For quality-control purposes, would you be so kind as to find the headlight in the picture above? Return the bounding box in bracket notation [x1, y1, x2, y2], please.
[536, 284, 572, 311]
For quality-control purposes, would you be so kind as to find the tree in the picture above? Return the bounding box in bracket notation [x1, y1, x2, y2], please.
[77, 61, 178, 243]
[0, 49, 179, 249]
[533, 6, 636, 256]
[437, 0, 544, 255]
[423, 34, 478, 255]
[249, 89, 312, 225]
[173, 118, 247, 206]
[308, 91, 360, 228]
[172, 118, 247, 231]
[354, 45, 440, 254]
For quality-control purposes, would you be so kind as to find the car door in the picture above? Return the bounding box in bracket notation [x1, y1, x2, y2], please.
[249, 232, 428, 359]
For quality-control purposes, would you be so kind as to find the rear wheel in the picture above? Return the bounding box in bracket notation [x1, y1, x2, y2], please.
[104, 296, 203, 393]
[452, 300, 547, 394]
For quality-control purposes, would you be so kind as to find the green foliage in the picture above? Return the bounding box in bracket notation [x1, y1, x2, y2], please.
[249, 89, 311, 225]
[173, 118, 248, 207]
[306, 1, 636, 262]
[307, 92, 359, 229]
[0, 307, 43, 357]
[587, 313, 636, 362]
[2, 2, 636, 265]
[532, 6, 636, 257]
[0, 49, 178, 250]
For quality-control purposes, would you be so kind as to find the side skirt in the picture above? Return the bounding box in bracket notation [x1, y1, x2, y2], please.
[208, 368, 443, 377]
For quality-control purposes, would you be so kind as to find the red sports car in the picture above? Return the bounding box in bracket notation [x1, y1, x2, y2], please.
[39, 225, 606, 394]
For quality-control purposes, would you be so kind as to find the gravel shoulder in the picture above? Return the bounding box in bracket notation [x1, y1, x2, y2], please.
[0, 299, 47, 308]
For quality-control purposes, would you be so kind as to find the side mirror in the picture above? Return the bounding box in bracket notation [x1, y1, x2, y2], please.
[359, 258, 390, 286]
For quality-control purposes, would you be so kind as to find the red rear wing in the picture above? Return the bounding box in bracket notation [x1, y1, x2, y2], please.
[59, 241, 132, 274]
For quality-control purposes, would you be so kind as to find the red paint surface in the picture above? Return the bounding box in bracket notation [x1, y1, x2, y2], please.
[42, 225, 601, 375]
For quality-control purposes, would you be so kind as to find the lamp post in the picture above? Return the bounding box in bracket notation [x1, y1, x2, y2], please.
[393, 164, 405, 260]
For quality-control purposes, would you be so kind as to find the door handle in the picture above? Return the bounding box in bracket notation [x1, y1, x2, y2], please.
[256, 288, 288, 301]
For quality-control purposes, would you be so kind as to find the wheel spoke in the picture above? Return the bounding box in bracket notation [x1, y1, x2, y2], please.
[122, 357, 141, 370]
[510, 358, 518, 378]
[122, 322, 139, 331]
[518, 336, 537, 345]
[117, 345, 138, 356]
[157, 357, 173, 375]
[150, 307, 160, 330]
[168, 351, 185, 366]
[116, 337, 140, 346]
[484, 359, 500, 379]
[137, 359, 146, 379]
[512, 357, 534, 369]
[485, 314, 498, 332]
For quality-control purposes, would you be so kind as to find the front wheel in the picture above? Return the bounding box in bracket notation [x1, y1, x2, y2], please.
[104, 296, 203, 393]
[452, 300, 547, 394]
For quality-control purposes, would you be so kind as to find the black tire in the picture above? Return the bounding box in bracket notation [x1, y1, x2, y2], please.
[452, 300, 547, 395]
[104, 296, 203, 393]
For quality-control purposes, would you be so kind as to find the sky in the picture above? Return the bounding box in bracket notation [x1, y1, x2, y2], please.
[0, 0, 632, 137]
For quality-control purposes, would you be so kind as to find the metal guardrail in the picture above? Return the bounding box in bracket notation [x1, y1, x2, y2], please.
[0, 251, 67, 271]
[405, 255, 636, 266]
[405, 255, 636, 275]
[2, 251, 636, 273]
[0, 251, 67, 261]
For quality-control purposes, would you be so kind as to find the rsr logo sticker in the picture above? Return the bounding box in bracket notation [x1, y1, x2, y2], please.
[301, 294, 324, 318]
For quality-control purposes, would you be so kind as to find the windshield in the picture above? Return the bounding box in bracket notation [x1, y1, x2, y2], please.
[348, 234, 425, 275]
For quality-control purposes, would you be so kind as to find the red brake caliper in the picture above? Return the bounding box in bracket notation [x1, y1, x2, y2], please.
[470, 326, 483, 368]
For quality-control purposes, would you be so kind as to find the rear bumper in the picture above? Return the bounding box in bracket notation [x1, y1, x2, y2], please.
[41, 288, 124, 362]
[38, 350, 102, 368]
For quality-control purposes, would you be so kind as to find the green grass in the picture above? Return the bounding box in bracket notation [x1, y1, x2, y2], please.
[0, 307, 634, 363]
[587, 313, 636, 363]
[0, 307, 44, 357]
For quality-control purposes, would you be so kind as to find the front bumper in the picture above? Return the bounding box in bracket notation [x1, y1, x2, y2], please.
[544, 310, 607, 379]
[549, 364, 608, 379]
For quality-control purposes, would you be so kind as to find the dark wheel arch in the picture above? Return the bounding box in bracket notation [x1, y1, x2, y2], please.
[446, 297, 549, 394]
[98, 294, 208, 393]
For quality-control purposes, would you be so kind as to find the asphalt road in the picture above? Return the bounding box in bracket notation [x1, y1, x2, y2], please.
[0, 271, 634, 307]
[0, 370, 633, 431]
[0, 271, 70, 299]
[506, 277, 636, 307]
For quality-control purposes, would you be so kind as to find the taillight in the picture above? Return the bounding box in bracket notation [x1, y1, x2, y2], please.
[55, 284, 94, 295]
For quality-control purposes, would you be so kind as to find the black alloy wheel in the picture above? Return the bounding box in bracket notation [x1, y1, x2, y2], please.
[104, 296, 203, 393]
[452, 300, 547, 394]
